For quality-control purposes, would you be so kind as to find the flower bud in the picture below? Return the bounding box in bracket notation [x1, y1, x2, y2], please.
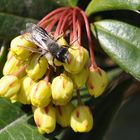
[57, 37, 68, 46]
[30, 80, 52, 107]
[34, 106, 56, 134]
[26, 54, 48, 81]
[3, 53, 26, 79]
[63, 46, 89, 74]
[51, 73, 74, 105]
[70, 67, 89, 89]
[56, 103, 74, 127]
[7, 51, 13, 60]
[17, 76, 35, 104]
[86, 67, 108, 98]
[70, 105, 93, 132]
[10, 34, 37, 61]
[0, 75, 20, 100]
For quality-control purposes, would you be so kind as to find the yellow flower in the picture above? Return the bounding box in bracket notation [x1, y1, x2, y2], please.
[51, 73, 74, 105]
[70, 67, 89, 89]
[0, 75, 20, 101]
[30, 80, 52, 107]
[10, 34, 37, 61]
[56, 102, 74, 127]
[17, 76, 35, 104]
[34, 106, 56, 134]
[70, 105, 93, 132]
[86, 67, 108, 98]
[63, 46, 89, 74]
[26, 54, 48, 81]
[3, 52, 26, 79]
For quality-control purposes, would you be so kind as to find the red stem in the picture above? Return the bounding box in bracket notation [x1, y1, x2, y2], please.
[55, 8, 72, 37]
[38, 7, 67, 25]
[72, 8, 77, 41]
[80, 10, 97, 68]
[45, 16, 60, 32]
[77, 18, 81, 45]
[39, 18, 53, 28]
[63, 16, 73, 34]
[76, 89, 83, 105]
[59, 11, 73, 34]
[70, 29, 73, 43]
[44, 68, 51, 83]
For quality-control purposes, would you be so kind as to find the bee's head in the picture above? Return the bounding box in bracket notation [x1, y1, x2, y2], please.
[56, 47, 70, 63]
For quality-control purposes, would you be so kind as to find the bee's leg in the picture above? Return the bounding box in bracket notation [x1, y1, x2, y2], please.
[52, 57, 57, 71]
[37, 54, 43, 64]
[37, 51, 46, 66]
[60, 45, 69, 48]
[53, 57, 56, 66]
[37, 50, 46, 64]
[48, 32, 55, 40]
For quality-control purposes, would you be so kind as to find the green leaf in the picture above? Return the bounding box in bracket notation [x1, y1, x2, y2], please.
[86, 0, 140, 16]
[0, 13, 37, 39]
[0, 0, 77, 19]
[0, 115, 47, 140]
[0, 98, 24, 129]
[0, 98, 66, 140]
[91, 20, 140, 81]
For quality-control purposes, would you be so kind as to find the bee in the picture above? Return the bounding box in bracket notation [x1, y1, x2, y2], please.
[22, 23, 70, 66]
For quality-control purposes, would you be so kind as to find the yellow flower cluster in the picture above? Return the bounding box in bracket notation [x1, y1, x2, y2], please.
[0, 34, 108, 134]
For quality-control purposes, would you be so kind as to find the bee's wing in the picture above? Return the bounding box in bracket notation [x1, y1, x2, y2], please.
[26, 23, 49, 37]
[25, 23, 53, 50]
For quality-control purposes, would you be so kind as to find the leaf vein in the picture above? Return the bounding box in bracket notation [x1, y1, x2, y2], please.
[0, 114, 27, 133]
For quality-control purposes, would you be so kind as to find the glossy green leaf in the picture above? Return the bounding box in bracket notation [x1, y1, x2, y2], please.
[0, 114, 47, 140]
[86, 0, 140, 16]
[0, 98, 24, 129]
[0, 0, 78, 19]
[0, 13, 37, 39]
[91, 20, 140, 81]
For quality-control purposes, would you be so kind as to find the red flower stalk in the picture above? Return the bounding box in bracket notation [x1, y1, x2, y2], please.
[38, 7, 97, 68]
